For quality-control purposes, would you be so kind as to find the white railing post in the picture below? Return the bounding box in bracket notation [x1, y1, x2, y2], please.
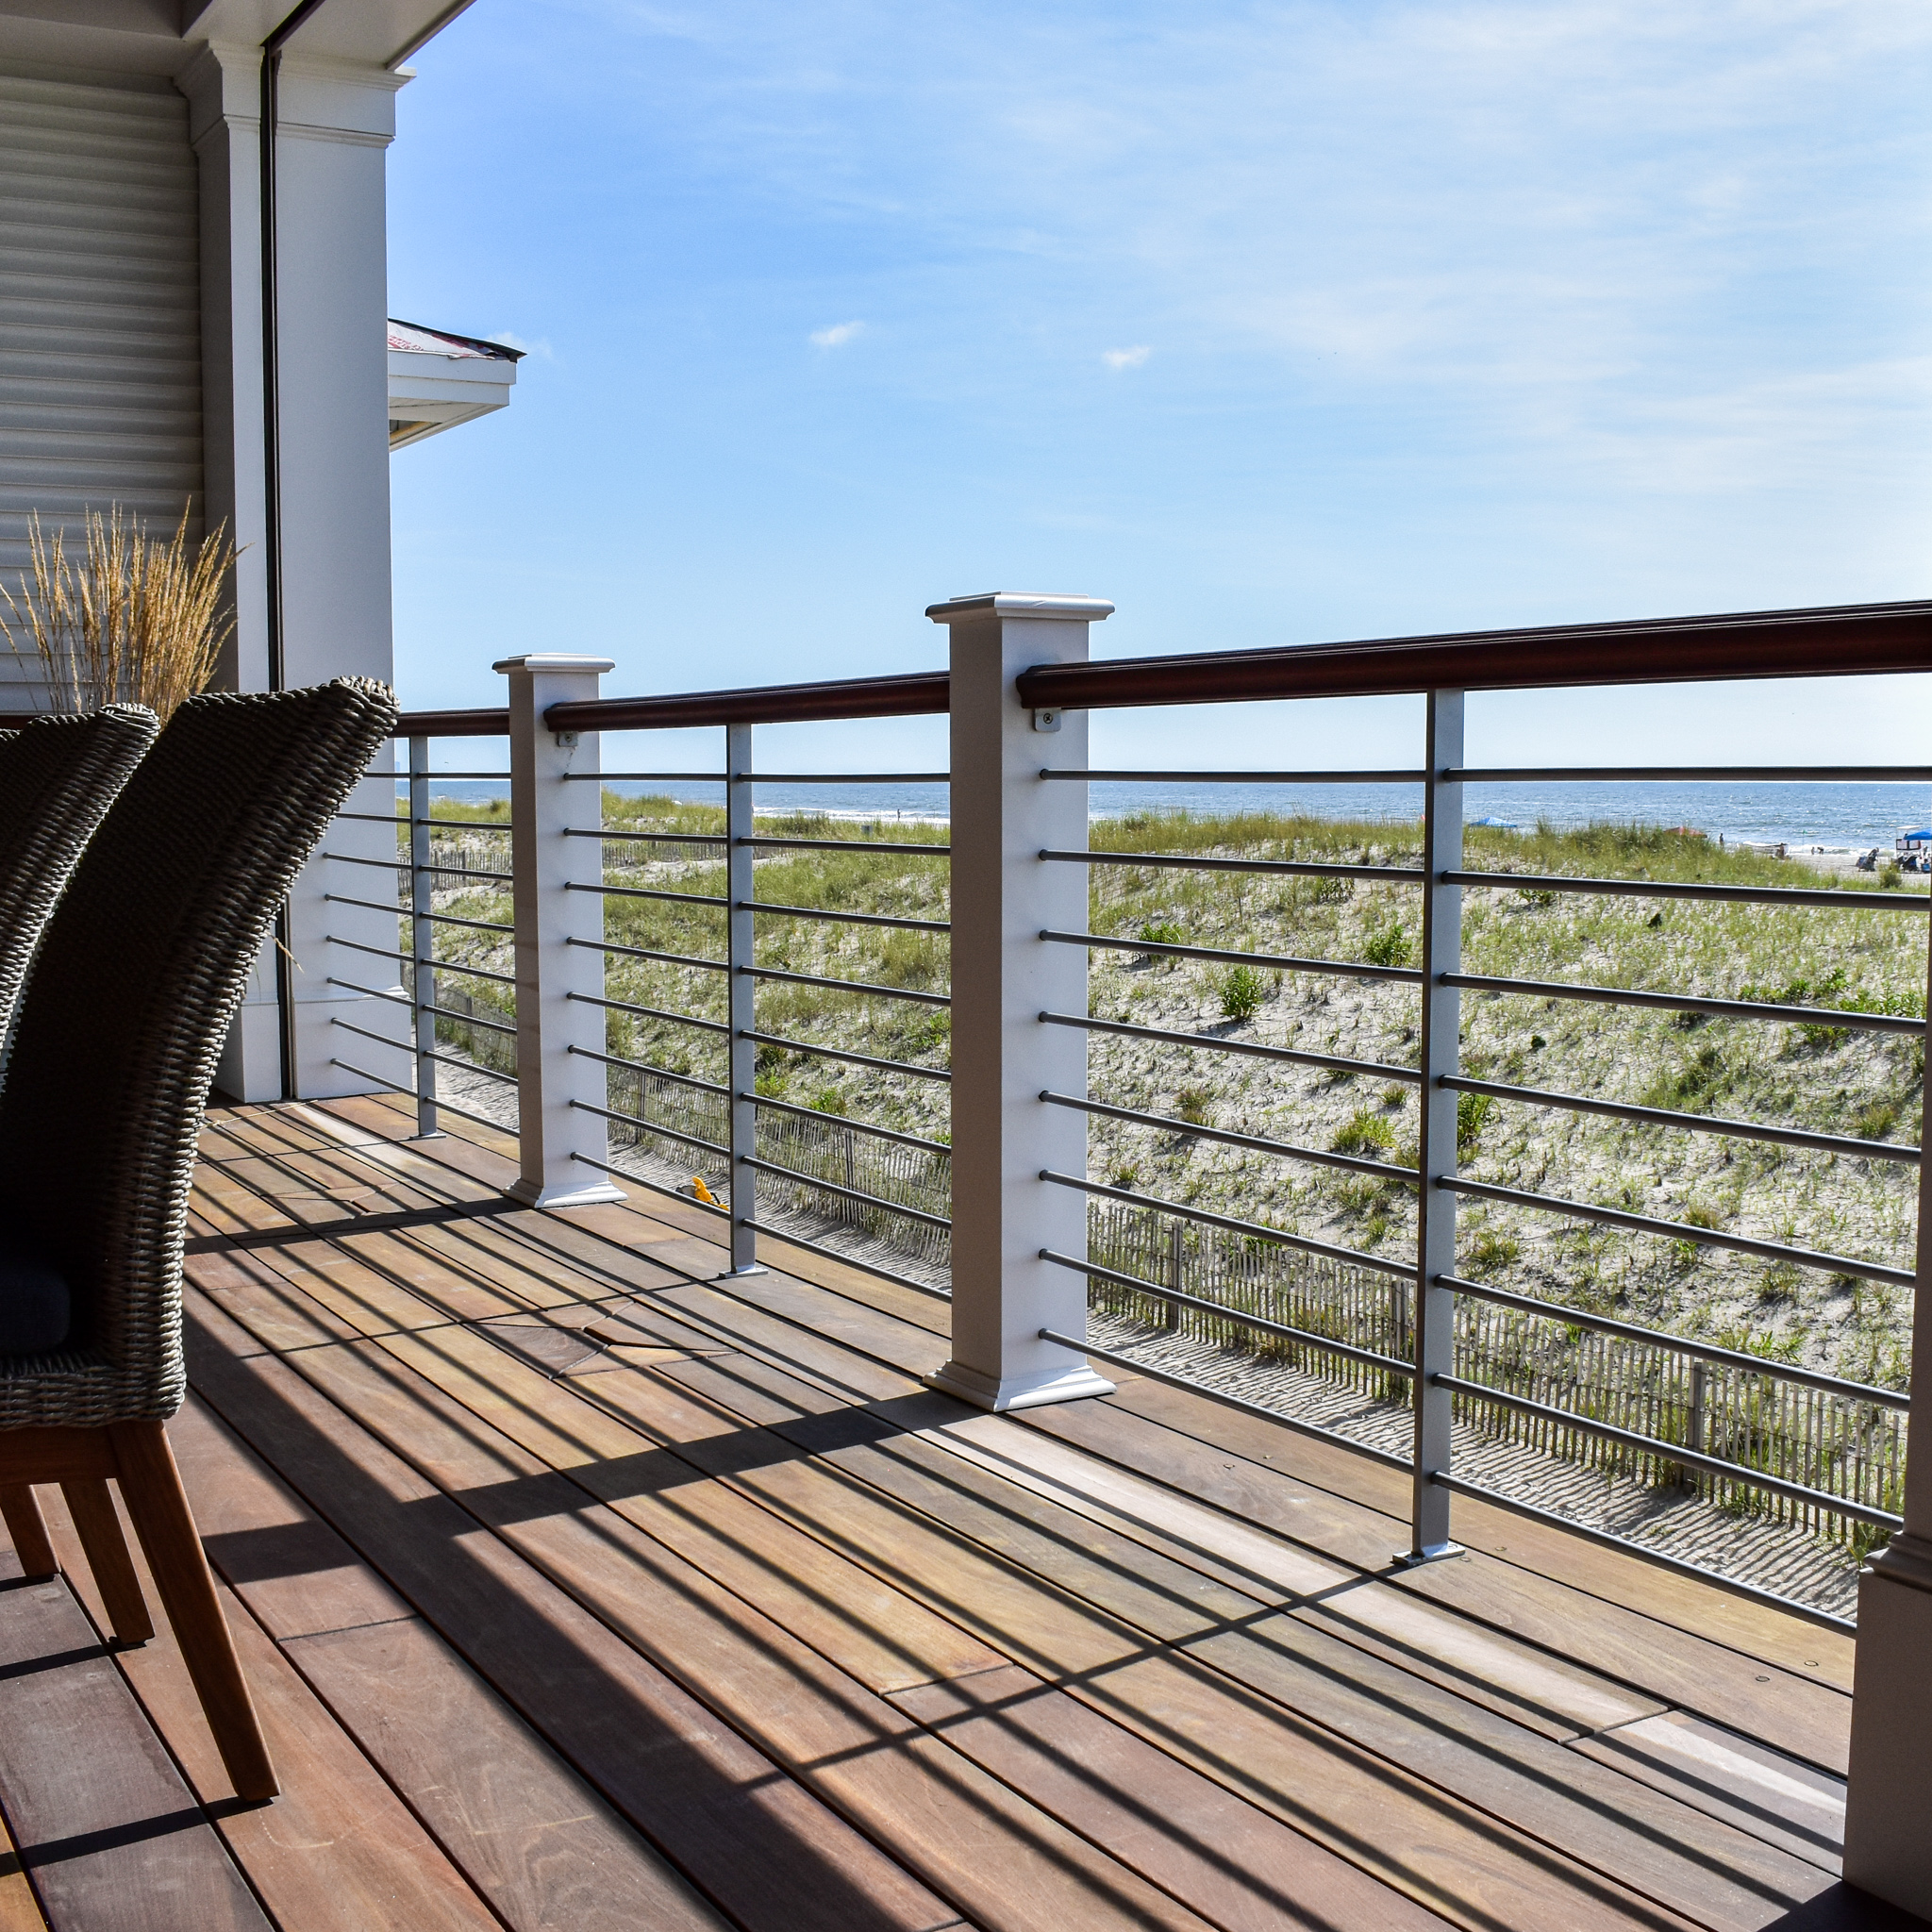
[1408, 688, 1464, 1561]
[725, 721, 765, 1274]
[926, 592, 1117, 1411]
[408, 734, 440, 1138]
[1843, 909, 1932, 1917]
[497, 653, 627, 1209]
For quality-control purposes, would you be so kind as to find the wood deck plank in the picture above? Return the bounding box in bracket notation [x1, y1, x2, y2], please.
[0, 1795, 46, 1932]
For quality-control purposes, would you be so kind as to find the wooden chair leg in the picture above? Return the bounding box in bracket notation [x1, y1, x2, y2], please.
[0, 1484, 56, 1580]
[61, 1478, 154, 1645]
[107, 1420, 277, 1801]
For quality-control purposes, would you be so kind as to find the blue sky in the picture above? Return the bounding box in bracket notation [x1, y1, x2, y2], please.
[385, 0, 1932, 774]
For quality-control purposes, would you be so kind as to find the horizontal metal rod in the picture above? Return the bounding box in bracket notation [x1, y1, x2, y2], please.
[325, 934, 409, 966]
[1429, 1472, 1857, 1637]
[568, 991, 729, 1035]
[1444, 971, 1924, 1035]
[1040, 1010, 1423, 1085]
[740, 1027, 951, 1082]
[565, 772, 725, 784]
[1043, 927, 1424, 985]
[1046, 849, 1424, 884]
[736, 1214, 951, 1299]
[566, 1045, 728, 1094]
[419, 815, 512, 830]
[1449, 764, 1932, 784]
[1042, 1249, 1412, 1373]
[567, 880, 729, 908]
[409, 954, 517, 990]
[739, 1155, 953, 1228]
[1039, 1169, 1417, 1278]
[324, 975, 407, 1007]
[570, 1150, 728, 1213]
[1041, 1089, 1420, 1184]
[734, 772, 951, 785]
[739, 834, 951, 857]
[1437, 1275, 1909, 1407]
[1433, 1373, 1904, 1530]
[566, 826, 725, 845]
[1441, 1074, 1921, 1163]
[740, 963, 951, 1007]
[334, 809, 407, 824]
[743, 899, 951, 935]
[1444, 869, 1925, 912]
[409, 771, 510, 781]
[325, 891, 496, 927]
[569, 936, 729, 973]
[423, 1004, 517, 1039]
[1041, 1328, 1414, 1472]
[335, 1012, 519, 1084]
[569, 1098, 728, 1156]
[324, 849, 407, 872]
[1041, 768, 1427, 784]
[746, 1091, 951, 1153]
[328, 974, 518, 1041]
[547, 669, 950, 734]
[327, 1058, 512, 1136]
[1441, 1176, 1916, 1286]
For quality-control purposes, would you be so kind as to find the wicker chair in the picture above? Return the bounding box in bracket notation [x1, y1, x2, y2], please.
[0, 706, 158, 1070]
[0, 678, 397, 1803]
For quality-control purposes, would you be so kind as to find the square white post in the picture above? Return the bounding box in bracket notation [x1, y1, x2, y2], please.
[497, 654, 627, 1210]
[927, 592, 1117, 1412]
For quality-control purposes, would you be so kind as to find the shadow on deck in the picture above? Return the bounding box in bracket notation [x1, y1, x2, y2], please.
[0, 1094, 1921, 1931]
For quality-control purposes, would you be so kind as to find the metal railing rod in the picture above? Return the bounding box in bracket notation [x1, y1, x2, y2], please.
[735, 772, 951, 785]
[569, 936, 729, 973]
[323, 850, 408, 872]
[742, 899, 951, 935]
[1046, 849, 1424, 884]
[402, 770, 510, 780]
[568, 1098, 728, 1156]
[1429, 1471, 1857, 1637]
[1042, 928, 1425, 985]
[1041, 1090, 1420, 1184]
[564, 771, 725, 783]
[746, 1091, 951, 1154]
[740, 964, 951, 1008]
[567, 991, 729, 1035]
[567, 881, 730, 908]
[325, 934, 409, 965]
[738, 1155, 954, 1229]
[1441, 1176, 1915, 1286]
[566, 827, 726, 845]
[739, 835, 951, 857]
[1438, 1274, 1909, 1407]
[403, 907, 516, 936]
[327, 1058, 511, 1137]
[740, 1027, 951, 1082]
[1441, 1074, 1921, 1163]
[1431, 1372, 1904, 1530]
[418, 815, 512, 830]
[325, 977, 518, 1041]
[565, 1045, 728, 1093]
[735, 1214, 951, 1300]
[1449, 764, 1932, 784]
[1041, 1249, 1412, 1373]
[1443, 971, 1924, 1036]
[1038, 1169, 1418, 1278]
[333, 1014, 521, 1087]
[408, 955, 517, 989]
[1041, 768, 1427, 784]
[423, 1004, 516, 1039]
[1444, 870, 1927, 912]
[325, 978, 407, 1007]
[1039, 1011, 1423, 1085]
[570, 1150, 729, 1214]
[334, 809, 408, 824]
[1041, 1327, 1413, 1472]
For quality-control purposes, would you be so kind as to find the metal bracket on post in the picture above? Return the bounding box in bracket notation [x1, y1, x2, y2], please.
[497, 653, 627, 1211]
[408, 734, 441, 1139]
[924, 591, 1118, 1413]
[724, 722, 766, 1276]
[1404, 688, 1465, 1565]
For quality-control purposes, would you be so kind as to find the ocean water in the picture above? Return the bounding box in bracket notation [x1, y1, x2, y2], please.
[419, 776, 1932, 851]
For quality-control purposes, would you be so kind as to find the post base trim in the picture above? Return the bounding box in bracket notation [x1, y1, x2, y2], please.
[926, 1358, 1117, 1413]
[508, 1177, 627, 1210]
[1393, 1542, 1466, 1568]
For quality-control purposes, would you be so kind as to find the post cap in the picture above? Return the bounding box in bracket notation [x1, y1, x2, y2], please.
[492, 653, 617, 675]
[925, 592, 1114, 625]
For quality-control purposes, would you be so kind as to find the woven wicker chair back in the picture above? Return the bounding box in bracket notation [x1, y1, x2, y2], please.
[0, 707, 158, 1078]
[0, 678, 397, 1427]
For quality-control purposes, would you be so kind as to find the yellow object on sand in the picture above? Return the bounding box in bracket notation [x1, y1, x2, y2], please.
[691, 1176, 719, 1206]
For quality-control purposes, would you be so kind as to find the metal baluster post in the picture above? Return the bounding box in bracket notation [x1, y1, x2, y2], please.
[1407, 688, 1465, 1563]
[408, 735, 440, 1138]
[725, 722, 764, 1274]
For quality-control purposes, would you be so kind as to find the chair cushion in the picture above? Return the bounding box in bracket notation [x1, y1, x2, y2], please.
[0, 1230, 69, 1355]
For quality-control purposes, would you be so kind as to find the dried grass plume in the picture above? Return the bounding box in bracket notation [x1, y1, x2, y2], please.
[2, 503, 238, 723]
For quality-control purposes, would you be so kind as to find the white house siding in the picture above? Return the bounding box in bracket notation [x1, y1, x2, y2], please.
[0, 66, 201, 702]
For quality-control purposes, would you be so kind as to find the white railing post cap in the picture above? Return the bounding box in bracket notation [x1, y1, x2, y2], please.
[493, 653, 618, 675]
[925, 593, 1115, 625]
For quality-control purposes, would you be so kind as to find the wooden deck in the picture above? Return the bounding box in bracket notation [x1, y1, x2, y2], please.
[0, 1094, 1918, 1931]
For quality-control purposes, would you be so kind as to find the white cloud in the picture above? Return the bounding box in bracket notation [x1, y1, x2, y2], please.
[489, 329, 554, 360]
[809, 320, 865, 348]
[1101, 345, 1151, 371]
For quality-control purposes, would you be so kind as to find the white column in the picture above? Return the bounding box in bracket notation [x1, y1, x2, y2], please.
[1842, 905, 1932, 1914]
[498, 654, 627, 1210]
[926, 592, 1117, 1412]
[181, 45, 407, 1102]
